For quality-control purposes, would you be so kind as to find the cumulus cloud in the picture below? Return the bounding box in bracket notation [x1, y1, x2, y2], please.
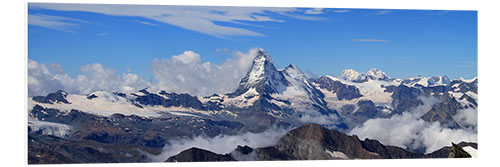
[151, 48, 259, 96]
[28, 59, 151, 96]
[147, 127, 289, 162]
[349, 96, 477, 153]
[28, 48, 261, 97]
[304, 8, 325, 14]
[28, 59, 65, 96]
[454, 108, 478, 130]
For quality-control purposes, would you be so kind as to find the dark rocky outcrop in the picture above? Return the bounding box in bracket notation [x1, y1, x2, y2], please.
[133, 89, 221, 111]
[32, 90, 70, 104]
[391, 85, 423, 115]
[426, 142, 476, 158]
[165, 147, 235, 162]
[314, 76, 363, 100]
[87, 94, 98, 100]
[421, 96, 463, 129]
[228, 124, 426, 161]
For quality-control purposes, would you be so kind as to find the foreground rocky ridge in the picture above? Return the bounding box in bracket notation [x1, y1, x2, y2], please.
[166, 124, 476, 162]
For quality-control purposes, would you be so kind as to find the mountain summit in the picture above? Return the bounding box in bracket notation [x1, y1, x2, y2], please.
[339, 68, 390, 82]
[230, 49, 288, 97]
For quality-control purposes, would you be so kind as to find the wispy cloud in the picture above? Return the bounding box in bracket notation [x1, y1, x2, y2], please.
[367, 10, 393, 15]
[281, 13, 327, 21]
[133, 19, 159, 26]
[352, 38, 389, 42]
[28, 3, 306, 38]
[28, 13, 92, 33]
[304, 8, 324, 14]
[332, 9, 350, 13]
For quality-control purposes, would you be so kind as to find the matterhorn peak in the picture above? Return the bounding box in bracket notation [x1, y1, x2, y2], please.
[230, 49, 288, 97]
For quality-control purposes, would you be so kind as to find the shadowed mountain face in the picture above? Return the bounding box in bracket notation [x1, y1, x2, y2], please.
[166, 124, 476, 162]
[165, 147, 235, 162]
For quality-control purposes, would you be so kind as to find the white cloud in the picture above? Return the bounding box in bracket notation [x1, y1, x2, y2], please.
[28, 59, 65, 96]
[454, 108, 478, 128]
[332, 10, 350, 13]
[28, 13, 92, 33]
[28, 3, 300, 38]
[304, 8, 325, 14]
[133, 19, 159, 26]
[48, 63, 64, 74]
[151, 48, 259, 96]
[28, 48, 261, 97]
[299, 112, 341, 125]
[28, 59, 150, 96]
[147, 126, 289, 162]
[349, 96, 477, 153]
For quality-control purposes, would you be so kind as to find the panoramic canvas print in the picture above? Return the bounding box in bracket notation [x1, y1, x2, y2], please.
[27, 3, 477, 164]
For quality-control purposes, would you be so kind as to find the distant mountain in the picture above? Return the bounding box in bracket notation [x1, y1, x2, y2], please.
[339, 68, 390, 83]
[27, 48, 477, 164]
[167, 124, 476, 161]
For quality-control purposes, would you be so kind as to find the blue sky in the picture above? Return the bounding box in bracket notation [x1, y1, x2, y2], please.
[28, 3, 477, 85]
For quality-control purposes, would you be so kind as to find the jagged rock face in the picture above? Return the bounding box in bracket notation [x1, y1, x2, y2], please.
[448, 143, 472, 158]
[391, 85, 423, 115]
[134, 89, 219, 110]
[231, 49, 288, 97]
[314, 76, 363, 100]
[428, 76, 451, 86]
[448, 78, 478, 94]
[32, 90, 70, 104]
[426, 142, 477, 158]
[421, 96, 463, 129]
[274, 124, 380, 159]
[165, 147, 235, 162]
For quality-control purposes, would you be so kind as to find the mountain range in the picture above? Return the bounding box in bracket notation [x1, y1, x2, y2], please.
[27, 49, 477, 163]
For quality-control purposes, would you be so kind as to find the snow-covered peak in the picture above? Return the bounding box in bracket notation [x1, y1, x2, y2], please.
[245, 49, 277, 85]
[428, 76, 451, 86]
[87, 90, 124, 102]
[402, 75, 451, 87]
[459, 77, 478, 83]
[339, 68, 390, 82]
[340, 69, 362, 81]
[365, 68, 390, 81]
[231, 49, 288, 96]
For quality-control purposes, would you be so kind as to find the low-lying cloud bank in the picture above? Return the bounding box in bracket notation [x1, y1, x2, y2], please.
[28, 48, 260, 97]
[28, 59, 151, 97]
[147, 126, 289, 162]
[349, 97, 477, 153]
